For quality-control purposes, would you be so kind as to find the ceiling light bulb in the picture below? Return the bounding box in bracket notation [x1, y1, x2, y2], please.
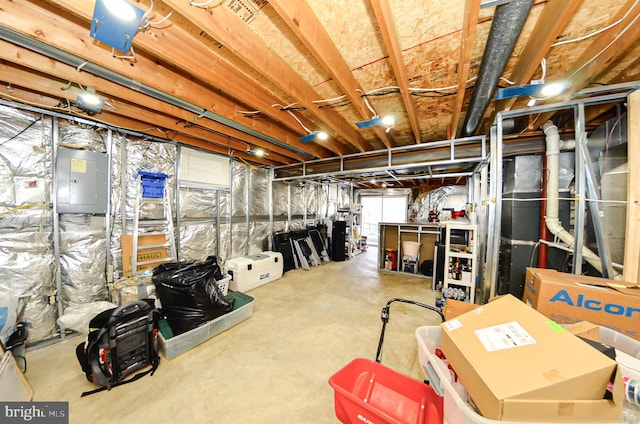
[253, 148, 265, 157]
[104, 0, 139, 21]
[381, 116, 395, 128]
[316, 131, 329, 141]
[540, 82, 567, 98]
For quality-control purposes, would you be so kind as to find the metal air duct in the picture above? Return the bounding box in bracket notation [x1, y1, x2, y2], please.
[461, 0, 534, 137]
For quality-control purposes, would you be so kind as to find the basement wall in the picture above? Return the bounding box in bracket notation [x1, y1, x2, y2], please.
[0, 103, 333, 345]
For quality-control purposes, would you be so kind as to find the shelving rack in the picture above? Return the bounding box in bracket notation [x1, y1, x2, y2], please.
[337, 205, 362, 258]
[442, 222, 477, 303]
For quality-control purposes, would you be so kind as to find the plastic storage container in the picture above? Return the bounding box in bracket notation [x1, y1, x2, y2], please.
[415, 326, 626, 424]
[159, 292, 253, 359]
[215, 274, 231, 296]
[138, 171, 168, 199]
[402, 241, 421, 257]
[329, 357, 443, 424]
[225, 251, 283, 292]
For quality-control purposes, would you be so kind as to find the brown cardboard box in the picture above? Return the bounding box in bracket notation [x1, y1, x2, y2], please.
[120, 234, 168, 277]
[523, 268, 640, 341]
[443, 298, 479, 320]
[441, 294, 623, 422]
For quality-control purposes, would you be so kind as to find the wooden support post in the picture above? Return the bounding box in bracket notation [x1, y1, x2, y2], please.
[623, 90, 640, 283]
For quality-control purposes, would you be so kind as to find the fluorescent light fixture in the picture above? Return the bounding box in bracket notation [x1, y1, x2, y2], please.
[90, 0, 145, 53]
[495, 81, 569, 101]
[299, 131, 328, 143]
[355, 115, 395, 130]
[76, 90, 105, 115]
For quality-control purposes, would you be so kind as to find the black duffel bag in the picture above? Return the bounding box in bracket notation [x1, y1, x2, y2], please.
[152, 256, 234, 335]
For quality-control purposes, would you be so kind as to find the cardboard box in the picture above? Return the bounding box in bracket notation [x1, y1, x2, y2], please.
[441, 294, 623, 422]
[443, 298, 479, 320]
[523, 268, 640, 341]
[120, 234, 168, 277]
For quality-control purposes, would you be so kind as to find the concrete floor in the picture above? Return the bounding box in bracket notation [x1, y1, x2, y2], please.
[24, 249, 441, 423]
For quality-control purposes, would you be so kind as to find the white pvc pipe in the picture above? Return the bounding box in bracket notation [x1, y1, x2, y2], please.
[542, 121, 620, 278]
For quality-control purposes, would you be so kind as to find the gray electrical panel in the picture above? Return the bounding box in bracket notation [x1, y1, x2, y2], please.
[56, 147, 108, 214]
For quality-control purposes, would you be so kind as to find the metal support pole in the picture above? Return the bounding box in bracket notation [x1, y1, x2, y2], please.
[573, 106, 586, 274]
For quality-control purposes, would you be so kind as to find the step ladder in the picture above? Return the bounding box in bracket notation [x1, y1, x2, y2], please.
[131, 171, 176, 276]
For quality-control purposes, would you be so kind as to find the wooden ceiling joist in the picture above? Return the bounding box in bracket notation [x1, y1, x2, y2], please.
[450, 0, 481, 139]
[268, 0, 396, 149]
[164, 0, 369, 155]
[369, 0, 421, 144]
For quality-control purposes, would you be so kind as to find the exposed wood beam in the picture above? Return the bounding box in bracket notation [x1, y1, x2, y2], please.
[369, 0, 421, 143]
[450, 0, 481, 139]
[0, 82, 280, 166]
[0, 61, 290, 165]
[45, 0, 323, 143]
[0, 0, 330, 159]
[0, 41, 304, 163]
[164, 0, 369, 154]
[532, 0, 640, 128]
[267, 0, 395, 149]
[507, 0, 582, 105]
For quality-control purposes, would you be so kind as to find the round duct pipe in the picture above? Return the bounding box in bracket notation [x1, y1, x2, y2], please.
[461, 0, 534, 137]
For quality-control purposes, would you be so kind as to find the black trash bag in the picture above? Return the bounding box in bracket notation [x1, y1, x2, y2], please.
[152, 256, 234, 335]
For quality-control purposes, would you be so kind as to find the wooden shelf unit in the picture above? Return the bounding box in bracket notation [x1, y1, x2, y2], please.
[443, 222, 477, 303]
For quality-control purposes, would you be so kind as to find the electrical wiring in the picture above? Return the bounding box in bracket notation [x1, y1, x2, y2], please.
[189, 0, 214, 8]
[0, 116, 42, 146]
[355, 89, 377, 116]
[112, 45, 136, 61]
[138, 0, 174, 29]
[312, 94, 347, 104]
[551, 0, 640, 47]
[0, 204, 50, 217]
[568, 7, 640, 81]
[318, 100, 351, 109]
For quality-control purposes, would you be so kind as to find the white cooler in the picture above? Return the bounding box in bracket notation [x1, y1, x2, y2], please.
[225, 251, 283, 292]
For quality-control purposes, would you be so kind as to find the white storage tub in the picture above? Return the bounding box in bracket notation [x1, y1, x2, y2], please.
[415, 326, 627, 424]
[225, 251, 283, 292]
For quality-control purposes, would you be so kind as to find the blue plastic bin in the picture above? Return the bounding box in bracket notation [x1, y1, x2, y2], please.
[138, 171, 168, 198]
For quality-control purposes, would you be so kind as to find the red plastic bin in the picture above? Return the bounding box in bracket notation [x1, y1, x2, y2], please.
[329, 358, 443, 424]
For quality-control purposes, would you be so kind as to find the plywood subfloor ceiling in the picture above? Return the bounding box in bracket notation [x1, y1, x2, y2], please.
[0, 0, 639, 187]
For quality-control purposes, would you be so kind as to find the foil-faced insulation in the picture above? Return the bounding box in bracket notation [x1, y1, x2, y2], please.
[178, 187, 219, 261]
[180, 223, 218, 261]
[231, 222, 248, 258]
[250, 168, 269, 216]
[231, 162, 247, 217]
[0, 106, 56, 343]
[249, 221, 270, 254]
[304, 184, 317, 220]
[290, 185, 305, 217]
[0, 231, 57, 343]
[414, 186, 468, 222]
[59, 214, 108, 307]
[58, 124, 107, 152]
[179, 187, 217, 219]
